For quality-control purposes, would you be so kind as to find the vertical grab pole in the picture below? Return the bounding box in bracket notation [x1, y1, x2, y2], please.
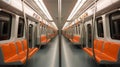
[58, 0, 62, 67]
[46, 25, 48, 44]
[91, 0, 97, 62]
[73, 22, 75, 40]
[45, 25, 47, 44]
[71, 26, 73, 40]
[39, 24, 43, 49]
[21, 0, 29, 64]
[81, 18, 85, 48]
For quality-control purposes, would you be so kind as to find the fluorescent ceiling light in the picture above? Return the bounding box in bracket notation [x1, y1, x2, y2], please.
[71, 21, 75, 25]
[67, 0, 87, 20]
[51, 22, 58, 30]
[62, 22, 70, 30]
[34, 0, 53, 20]
[78, 18, 81, 21]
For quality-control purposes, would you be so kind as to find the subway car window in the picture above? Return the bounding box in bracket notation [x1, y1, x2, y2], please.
[96, 17, 104, 37]
[109, 11, 120, 40]
[78, 24, 80, 35]
[0, 11, 12, 41]
[87, 24, 92, 47]
[17, 17, 24, 38]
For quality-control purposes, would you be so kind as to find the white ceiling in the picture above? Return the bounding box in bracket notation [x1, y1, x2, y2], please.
[26, 0, 95, 29]
[43, 0, 77, 29]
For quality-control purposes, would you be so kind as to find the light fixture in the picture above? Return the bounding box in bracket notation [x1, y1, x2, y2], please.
[51, 22, 58, 30]
[67, 0, 87, 20]
[34, 0, 53, 20]
[78, 18, 81, 21]
[62, 22, 70, 30]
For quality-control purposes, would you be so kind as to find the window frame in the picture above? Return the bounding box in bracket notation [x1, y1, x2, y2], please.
[96, 17, 104, 38]
[108, 10, 120, 40]
[17, 17, 25, 38]
[78, 23, 81, 35]
[0, 11, 12, 41]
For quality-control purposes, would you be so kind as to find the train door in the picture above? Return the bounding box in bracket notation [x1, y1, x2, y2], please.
[81, 23, 86, 47]
[34, 22, 38, 46]
[39, 25, 43, 44]
[86, 24, 92, 47]
[29, 24, 33, 48]
[82, 24, 86, 46]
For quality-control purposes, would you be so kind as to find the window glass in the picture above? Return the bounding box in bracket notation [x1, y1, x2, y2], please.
[87, 24, 92, 47]
[77, 24, 79, 35]
[76, 25, 77, 34]
[87, 24, 92, 37]
[78, 24, 80, 35]
[96, 17, 104, 37]
[17, 17, 24, 37]
[109, 11, 120, 40]
[43, 26, 46, 35]
[74, 25, 75, 34]
[0, 11, 12, 40]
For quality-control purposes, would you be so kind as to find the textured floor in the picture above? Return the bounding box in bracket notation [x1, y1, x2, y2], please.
[61, 36, 120, 67]
[24, 35, 100, 67]
[61, 36, 99, 67]
[23, 36, 59, 67]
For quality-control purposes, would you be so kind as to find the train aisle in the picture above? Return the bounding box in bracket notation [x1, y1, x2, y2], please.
[23, 36, 59, 67]
[61, 36, 100, 67]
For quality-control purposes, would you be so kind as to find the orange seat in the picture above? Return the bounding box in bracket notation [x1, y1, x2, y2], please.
[1, 43, 26, 64]
[15, 41, 27, 59]
[9, 42, 26, 63]
[83, 40, 98, 56]
[103, 42, 120, 60]
[83, 39, 120, 63]
[50, 34, 55, 38]
[94, 40, 104, 56]
[94, 39, 98, 48]
[83, 39, 103, 56]
[41, 39, 50, 43]
[0, 40, 38, 65]
[97, 40, 104, 51]
[95, 42, 120, 63]
[70, 35, 80, 43]
[16, 40, 38, 59]
[22, 39, 38, 58]
[40, 35, 50, 44]
[83, 48, 93, 56]
[95, 53, 116, 63]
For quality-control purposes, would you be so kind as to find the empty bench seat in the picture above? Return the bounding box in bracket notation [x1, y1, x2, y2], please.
[83, 39, 120, 64]
[0, 39, 38, 65]
[40, 35, 50, 44]
[50, 34, 55, 38]
[16, 40, 38, 59]
[83, 39, 103, 56]
[95, 42, 120, 63]
[70, 35, 80, 44]
[0, 43, 26, 64]
[22, 39, 38, 58]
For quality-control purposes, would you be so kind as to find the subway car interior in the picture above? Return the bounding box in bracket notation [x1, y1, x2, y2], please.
[0, 0, 120, 67]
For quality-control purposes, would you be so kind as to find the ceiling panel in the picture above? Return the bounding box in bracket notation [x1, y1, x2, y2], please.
[26, 0, 96, 29]
[61, 0, 77, 28]
[43, 0, 77, 29]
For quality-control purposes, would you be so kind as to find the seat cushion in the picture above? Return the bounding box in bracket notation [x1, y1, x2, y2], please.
[95, 53, 116, 63]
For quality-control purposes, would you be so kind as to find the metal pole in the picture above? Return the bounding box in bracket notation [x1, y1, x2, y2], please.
[58, 0, 62, 67]
[92, 0, 97, 62]
[39, 24, 43, 49]
[22, 0, 29, 64]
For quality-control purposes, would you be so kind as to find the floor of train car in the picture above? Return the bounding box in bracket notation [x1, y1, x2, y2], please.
[0, 35, 120, 67]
